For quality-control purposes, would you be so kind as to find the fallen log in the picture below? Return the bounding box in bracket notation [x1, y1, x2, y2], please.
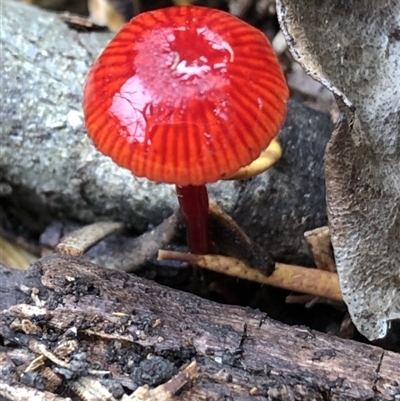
[0, 256, 399, 401]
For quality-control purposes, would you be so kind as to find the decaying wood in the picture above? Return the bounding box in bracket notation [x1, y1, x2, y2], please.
[1, 255, 399, 401]
[90, 211, 182, 272]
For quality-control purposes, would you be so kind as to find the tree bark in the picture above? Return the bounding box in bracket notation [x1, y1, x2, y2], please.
[1, 255, 399, 401]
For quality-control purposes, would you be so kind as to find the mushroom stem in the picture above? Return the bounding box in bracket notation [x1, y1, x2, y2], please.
[176, 185, 212, 254]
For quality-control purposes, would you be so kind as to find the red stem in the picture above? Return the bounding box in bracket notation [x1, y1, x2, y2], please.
[176, 185, 212, 254]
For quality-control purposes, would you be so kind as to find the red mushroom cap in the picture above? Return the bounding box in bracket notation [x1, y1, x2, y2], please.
[83, 6, 289, 186]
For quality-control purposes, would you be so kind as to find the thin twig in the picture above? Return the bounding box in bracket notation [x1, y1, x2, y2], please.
[158, 250, 343, 302]
[57, 221, 123, 257]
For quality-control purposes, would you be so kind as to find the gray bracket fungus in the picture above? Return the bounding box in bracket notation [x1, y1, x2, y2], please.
[277, 0, 400, 339]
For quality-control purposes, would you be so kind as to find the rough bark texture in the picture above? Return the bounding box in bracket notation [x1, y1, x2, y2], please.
[1, 0, 333, 265]
[0, 256, 399, 401]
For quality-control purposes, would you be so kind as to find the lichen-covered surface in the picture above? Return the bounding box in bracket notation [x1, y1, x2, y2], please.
[277, 0, 400, 339]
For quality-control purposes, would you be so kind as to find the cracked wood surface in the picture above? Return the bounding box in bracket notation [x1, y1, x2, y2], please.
[0, 256, 399, 401]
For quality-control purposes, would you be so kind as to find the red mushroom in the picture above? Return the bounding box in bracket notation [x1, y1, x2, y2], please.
[83, 6, 288, 255]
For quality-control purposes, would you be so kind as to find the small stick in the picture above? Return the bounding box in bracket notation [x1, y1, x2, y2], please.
[158, 250, 343, 302]
[57, 221, 123, 257]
